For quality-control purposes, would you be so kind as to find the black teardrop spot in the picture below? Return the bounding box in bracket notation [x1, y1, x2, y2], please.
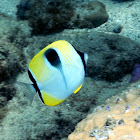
[45, 49, 60, 67]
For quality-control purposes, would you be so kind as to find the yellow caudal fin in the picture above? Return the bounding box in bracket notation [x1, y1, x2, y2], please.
[73, 85, 82, 94]
[41, 90, 66, 106]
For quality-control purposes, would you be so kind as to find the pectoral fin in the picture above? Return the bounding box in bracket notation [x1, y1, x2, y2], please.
[16, 82, 36, 105]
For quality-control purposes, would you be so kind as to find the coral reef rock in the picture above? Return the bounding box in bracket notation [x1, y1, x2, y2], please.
[69, 1, 109, 29]
[0, 15, 31, 108]
[17, 0, 74, 35]
[0, 0, 20, 18]
[17, 0, 109, 34]
[84, 1, 109, 28]
[16, 0, 31, 20]
[112, 0, 134, 2]
[68, 82, 140, 140]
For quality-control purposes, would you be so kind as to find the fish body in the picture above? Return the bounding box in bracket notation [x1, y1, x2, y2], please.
[28, 40, 88, 106]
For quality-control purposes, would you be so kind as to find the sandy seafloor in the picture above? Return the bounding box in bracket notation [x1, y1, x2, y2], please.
[0, 0, 140, 140]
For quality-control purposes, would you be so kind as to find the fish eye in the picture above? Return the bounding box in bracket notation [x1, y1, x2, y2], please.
[45, 49, 60, 66]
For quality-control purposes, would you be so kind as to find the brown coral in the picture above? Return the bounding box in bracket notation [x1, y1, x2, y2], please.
[68, 83, 140, 140]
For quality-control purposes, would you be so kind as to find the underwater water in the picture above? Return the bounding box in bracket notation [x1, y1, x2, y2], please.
[0, 0, 140, 140]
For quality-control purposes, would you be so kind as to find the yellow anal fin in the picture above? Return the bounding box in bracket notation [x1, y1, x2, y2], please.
[73, 85, 82, 94]
[41, 90, 65, 106]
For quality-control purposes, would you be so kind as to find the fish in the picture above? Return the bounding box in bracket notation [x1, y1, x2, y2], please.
[22, 40, 88, 106]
